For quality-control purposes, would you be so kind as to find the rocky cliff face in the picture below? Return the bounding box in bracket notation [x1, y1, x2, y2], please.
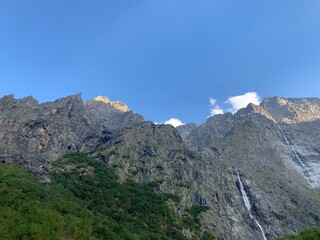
[0, 94, 143, 176]
[185, 97, 320, 239]
[176, 123, 197, 141]
[0, 94, 319, 239]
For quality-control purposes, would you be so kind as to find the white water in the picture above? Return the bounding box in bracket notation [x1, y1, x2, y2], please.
[237, 170, 267, 240]
[281, 130, 309, 177]
[281, 129, 318, 188]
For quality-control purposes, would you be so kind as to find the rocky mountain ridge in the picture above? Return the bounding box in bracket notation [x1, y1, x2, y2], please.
[0, 94, 319, 239]
[249, 96, 320, 123]
[0, 94, 143, 174]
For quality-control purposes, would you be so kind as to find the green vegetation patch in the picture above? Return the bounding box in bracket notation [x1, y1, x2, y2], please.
[0, 153, 213, 239]
[0, 163, 94, 240]
[52, 154, 186, 239]
[277, 227, 320, 240]
[182, 205, 210, 231]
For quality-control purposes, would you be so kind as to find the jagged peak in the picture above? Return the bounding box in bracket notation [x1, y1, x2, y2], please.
[21, 96, 39, 106]
[54, 93, 82, 103]
[236, 103, 276, 122]
[0, 94, 39, 111]
[92, 95, 130, 112]
[261, 96, 320, 107]
[204, 96, 320, 125]
[260, 96, 288, 108]
[93, 95, 110, 104]
[260, 96, 320, 123]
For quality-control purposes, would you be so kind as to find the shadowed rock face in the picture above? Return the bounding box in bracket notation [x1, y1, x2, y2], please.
[0, 94, 320, 239]
[0, 94, 144, 171]
[176, 123, 197, 141]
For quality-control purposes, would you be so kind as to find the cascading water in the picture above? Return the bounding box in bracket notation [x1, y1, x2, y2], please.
[236, 170, 267, 240]
[281, 129, 309, 177]
[280, 129, 318, 188]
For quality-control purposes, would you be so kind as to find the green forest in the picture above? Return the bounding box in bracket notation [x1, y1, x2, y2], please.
[0, 153, 212, 240]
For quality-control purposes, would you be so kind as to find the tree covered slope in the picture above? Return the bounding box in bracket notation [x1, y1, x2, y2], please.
[0, 153, 213, 240]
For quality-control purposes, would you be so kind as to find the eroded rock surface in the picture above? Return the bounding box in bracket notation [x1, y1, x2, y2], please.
[0, 94, 143, 172]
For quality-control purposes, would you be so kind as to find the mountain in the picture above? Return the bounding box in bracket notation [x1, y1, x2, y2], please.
[185, 97, 320, 239]
[0, 94, 143, 180]
[0, 94, 319, 239]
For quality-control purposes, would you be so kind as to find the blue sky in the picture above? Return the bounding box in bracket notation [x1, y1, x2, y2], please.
[0, 1, 319, 125]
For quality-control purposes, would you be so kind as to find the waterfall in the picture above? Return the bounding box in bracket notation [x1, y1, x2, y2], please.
[236, 170, 267, 240]
[280, 129, 318, 188]
[281, 129, 309, 177]
[281, 129, 290, 145]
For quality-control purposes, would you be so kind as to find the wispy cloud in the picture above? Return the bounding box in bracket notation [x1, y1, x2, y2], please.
[209, 98, 224, 116]
[164, 118, 185, 127]
[209, 92, 261, 116]
[226, 92, 260, 113]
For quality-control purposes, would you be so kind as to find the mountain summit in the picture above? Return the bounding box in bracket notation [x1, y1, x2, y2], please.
[93, 95, 130, 112]
[259, 97, 320, 123]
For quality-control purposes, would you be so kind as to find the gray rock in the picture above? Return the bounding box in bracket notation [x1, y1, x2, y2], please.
[0, 94, 144, 170]
[176, 122, 197, 141]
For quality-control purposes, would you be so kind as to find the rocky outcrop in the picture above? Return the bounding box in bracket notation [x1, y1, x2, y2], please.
[0, 94, 143, 174]
[176, 122, 197, 141]
[260, 97, 320, 123]
[84, 97, 143, 132]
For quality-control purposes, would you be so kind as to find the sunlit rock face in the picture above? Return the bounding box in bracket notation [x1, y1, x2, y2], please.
[93, 95, 130, 112]
[260, 97, 320, 123]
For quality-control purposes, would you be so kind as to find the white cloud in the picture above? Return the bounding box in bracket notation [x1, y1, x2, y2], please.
[226, 92, 260, 113]
[211, 105, 224, 115]
[209, 98, 217, 105]
[209, 98, 224, 116]
[164, 118, 185, 128]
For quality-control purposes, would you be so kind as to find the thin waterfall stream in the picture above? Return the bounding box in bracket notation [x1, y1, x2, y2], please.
[280, 129, 317, 188]
[236, 170, 267, 240]
[281, 129, 309, 176]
